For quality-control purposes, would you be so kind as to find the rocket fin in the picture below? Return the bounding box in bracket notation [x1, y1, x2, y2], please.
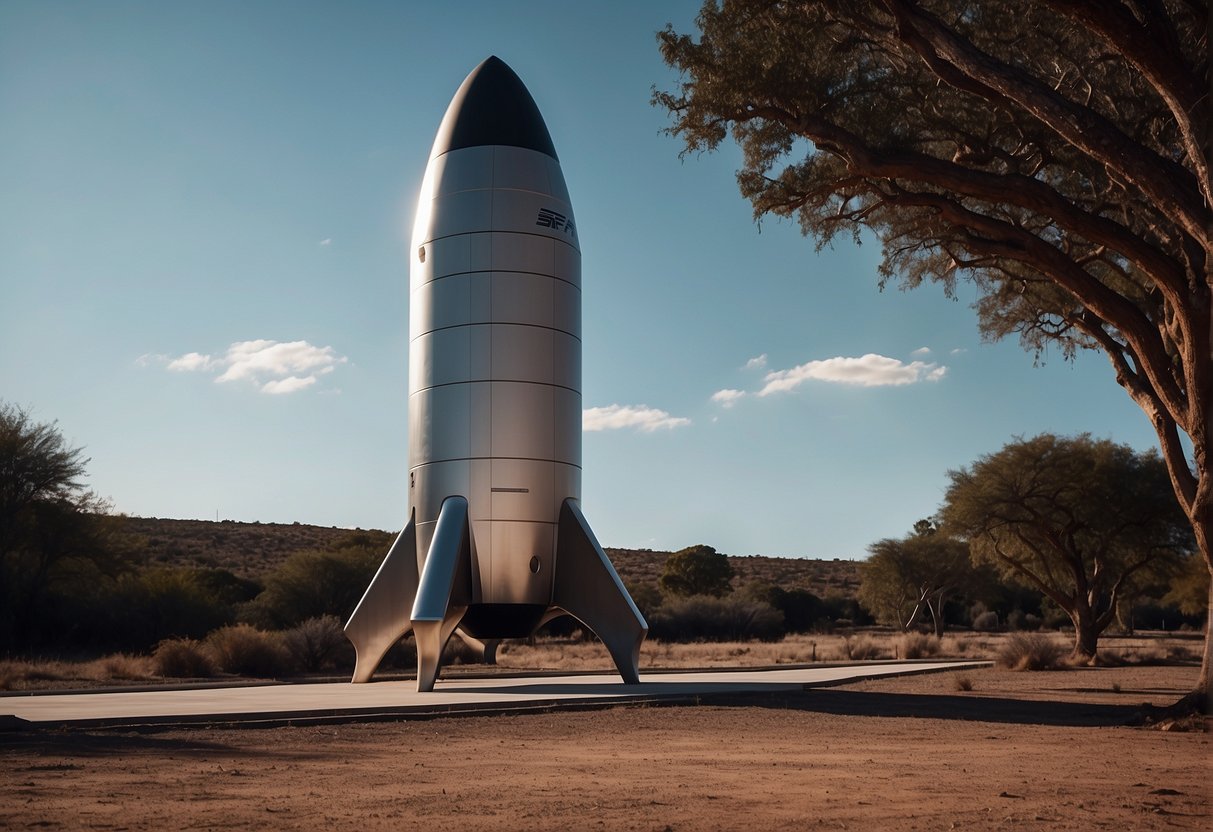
[345, 516, 420, 683]
[412, 495, 473, 691]
[552, 499, 647, 684]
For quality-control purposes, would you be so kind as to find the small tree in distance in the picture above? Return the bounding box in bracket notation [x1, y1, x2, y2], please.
[858, 520, 972, 636]
[940, 434, 1192, 662]
[659, 544, 734, 598]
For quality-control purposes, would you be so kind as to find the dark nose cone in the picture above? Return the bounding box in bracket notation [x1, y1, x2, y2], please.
[431, 56, 558, 161]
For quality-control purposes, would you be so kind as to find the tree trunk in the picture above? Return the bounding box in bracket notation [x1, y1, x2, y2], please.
[927, 595, 945, 637]
[1171, 575, 1213, 715]
[1071, 614, 1101, 664]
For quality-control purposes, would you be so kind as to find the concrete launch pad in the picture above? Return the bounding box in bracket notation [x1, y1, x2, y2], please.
[2, 661, 989, 730]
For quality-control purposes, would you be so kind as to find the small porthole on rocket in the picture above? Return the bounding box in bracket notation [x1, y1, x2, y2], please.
[418, 246, 426, 263]
[529, 556, 541, 574]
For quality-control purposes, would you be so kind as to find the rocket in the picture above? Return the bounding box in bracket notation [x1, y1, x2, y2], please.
[345, 56, 647, 692]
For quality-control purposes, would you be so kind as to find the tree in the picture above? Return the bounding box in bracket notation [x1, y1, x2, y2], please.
[656, 0, 1210, 709]
[245, 544, 382, 629]
[0, 402, 117, 651]
[858, 521, 973, 636]
[659, 544, 734, 597]
[939, 434, 1192, 660]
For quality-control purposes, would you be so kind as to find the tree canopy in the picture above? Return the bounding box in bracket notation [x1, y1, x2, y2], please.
[940, 434, 1192, 659]
[656, 0, 1209, 704]
[659, 544, 735, 597]
[858, 521, 973, 636]
[0, 402, 119, 651]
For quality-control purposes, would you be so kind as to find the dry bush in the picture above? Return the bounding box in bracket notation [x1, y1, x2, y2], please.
[153, 638, 217, 678]
[953, 674, 974, 691]
[842, 635, 884, 661]
[282, 615, 349, 672]
[972, 611, 1000, 632]
[997, 632, 1065, 671]
[205, 624, 289, 677]
[2, 659, 73, 683]
[87, 653, 153, 681]
[899, 632, 941, 659]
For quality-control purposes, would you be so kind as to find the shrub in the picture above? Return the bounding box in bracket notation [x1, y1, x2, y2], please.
[244, 546, 381, 629]
[899, 632, 941, 659]
[153, 638, 217, 678]
[954, 674, 974, 691]
[841, 634, 884, 660]
[648, 595, 784, 642]
[88, 653, 153, 681]
[206, 624, 289, 677]
[282, 615, 349, 672]
[972, 610, 1000, 631]
[997, 632, 1065, 671]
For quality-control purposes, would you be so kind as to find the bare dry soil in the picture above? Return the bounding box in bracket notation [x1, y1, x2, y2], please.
[1, 665, 1207, 830]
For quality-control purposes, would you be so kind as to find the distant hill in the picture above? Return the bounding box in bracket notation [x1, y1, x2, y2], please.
[117, 516, 861, 598]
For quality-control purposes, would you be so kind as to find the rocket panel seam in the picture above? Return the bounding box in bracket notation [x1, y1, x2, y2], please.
[409, 380, 581, 395]
[420, 229, 580, 252]
[410, 322, 581, 342]
[417, 271, 581, 291]
[409, 458, 582, 469]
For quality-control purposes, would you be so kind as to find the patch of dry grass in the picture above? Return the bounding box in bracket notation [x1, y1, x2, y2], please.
[997, 632, 1067, 671]
[0, 654, 155, 690]
[2, 631, 1200, 689]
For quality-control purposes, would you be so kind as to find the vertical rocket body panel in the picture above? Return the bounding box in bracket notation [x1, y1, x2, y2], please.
[410, 137, 580, 610]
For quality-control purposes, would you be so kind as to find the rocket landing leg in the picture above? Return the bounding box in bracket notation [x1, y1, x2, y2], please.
[551, 500, 648, 684]
[345, 518, 420, 683]
[411, 496, 472, 692]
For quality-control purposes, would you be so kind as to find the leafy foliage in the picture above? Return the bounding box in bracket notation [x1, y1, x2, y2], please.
[244, 544, 383, 629]
[941, 434, 1192, 659]
[648, 595, 784, 642]
[858, 523, 974, 635]
[659, 544, 734, 598]
[0, 402, 124, 651]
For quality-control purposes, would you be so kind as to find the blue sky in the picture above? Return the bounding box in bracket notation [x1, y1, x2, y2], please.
[0, 1, 1155, 558]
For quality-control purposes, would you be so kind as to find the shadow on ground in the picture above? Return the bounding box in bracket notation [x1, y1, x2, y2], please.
[702, 688, 1150, 727]
[463, 681, 1150, 727]
[0, 730, 233, 756]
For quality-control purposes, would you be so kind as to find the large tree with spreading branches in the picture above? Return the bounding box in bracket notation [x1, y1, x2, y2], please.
[655, 0, 1210, 710]
[940, 434, 1192, 660]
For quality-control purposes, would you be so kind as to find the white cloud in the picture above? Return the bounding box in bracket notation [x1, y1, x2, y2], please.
[711, 388, 746, 408]
[135, 353, 167, 368]
[261, 376, 317, 395]
[152, 339, 346, 394]
[911, 346, 932, 356]
[583, 404, 691, 432]
[214, 340, 343, 384]
[319, 238, 332, 246]
[743, 354, 768, 370]
[167, 352, 217, 372]
[950, 347, 968, 355]
[758, 353, 947, 394]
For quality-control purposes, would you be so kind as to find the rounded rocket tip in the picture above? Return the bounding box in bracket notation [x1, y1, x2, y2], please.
[430, 56, 559, 161]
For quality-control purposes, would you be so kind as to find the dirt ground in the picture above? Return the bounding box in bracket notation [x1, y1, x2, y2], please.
[1, 665, 1208, 831]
